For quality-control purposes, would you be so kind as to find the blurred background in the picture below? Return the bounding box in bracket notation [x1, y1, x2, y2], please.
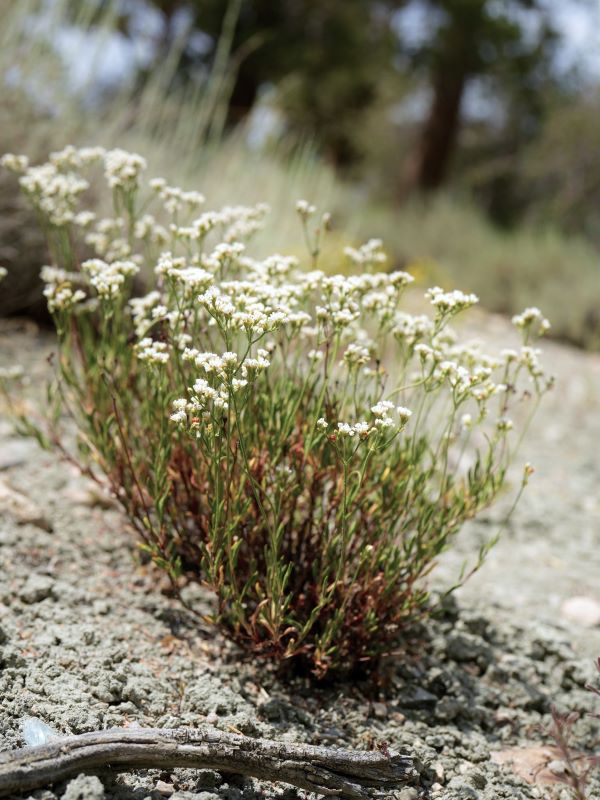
[1, 0, 600, 347]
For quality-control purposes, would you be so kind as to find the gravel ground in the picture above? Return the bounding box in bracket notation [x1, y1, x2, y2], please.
[0, 316, 599, 800]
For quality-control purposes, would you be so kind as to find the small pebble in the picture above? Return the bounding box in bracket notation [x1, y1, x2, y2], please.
[397, 788, 419, 800]
[548, 759, 567, 775]
[22, 716, 61, 746]
[19, 575, 55, 604]
[371, 701, 387, 719]
[155, 780, 175, 797]
[61, 774, 105, 800]
[560, 596, 600, 628]
[0, 478, 52, 531]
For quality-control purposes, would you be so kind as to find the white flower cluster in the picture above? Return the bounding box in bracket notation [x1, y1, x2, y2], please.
[343, 343, 372, 367]
[296, 199, 316, 218]
[49, 145, 106, 169]
[84, 217, 132, 261]
[426, 287, 479, 317]
[308, 270, 415, 332]
[196, 281, 308, 339]
[3, 145, 552, 453]
[328, 403, 412, 442]
[155, 251, 214, 294]
[104, 149, 147, 191]
[512, 307, 550, 337]
[519, 346, 545, 379]
[161, 203, 268, 246]
[150, 178, 205, 214]
[12, 147, 112, 228]
[344, 238, 387, 268]
[0, 364, 25, 380]
[135, 214, 169, 247]
[336, 420, 371, 439]
[392, 312, 433, 347]
[136, 338, 169, 365]
[413, 341, 510, 415]
[252, 254, 299, 282]
[0, 153, 29, 173]
[129, 291, 162, 335]
[43, 283, 86, 313]
[82, 258, 139, 298]
[40, 264, 89, 312]
[18, 163, 89, 227]
[169, 347, 271, 426]
[221, 203, 270, 243]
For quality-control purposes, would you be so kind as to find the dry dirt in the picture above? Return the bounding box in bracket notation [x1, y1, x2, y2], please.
[0, 315, 598, 800]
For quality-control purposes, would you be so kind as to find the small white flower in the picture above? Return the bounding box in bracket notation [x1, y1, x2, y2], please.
[396, 406, 412, 425]
[0, 365, 24, 380]
[496, 417, 513, 433]
[296, 199, 316, 218]
[426, 286, 478, 316]
[104, 148, 147, 191]
[136, 339, 169, 365]
[344, 343, 371, 367]
[512, 307, 550, 336]
[43, 284, 86, 312]
[344, 239, 387, 268]
[371, 401, 394, 417]
[1, 153, 29, 173]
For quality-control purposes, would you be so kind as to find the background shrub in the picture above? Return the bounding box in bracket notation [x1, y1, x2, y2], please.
[0, 1, 598, 352]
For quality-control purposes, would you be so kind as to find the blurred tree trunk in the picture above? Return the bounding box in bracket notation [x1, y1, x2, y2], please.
[415, 67, 466, 190]
[226, 67, 260, 125]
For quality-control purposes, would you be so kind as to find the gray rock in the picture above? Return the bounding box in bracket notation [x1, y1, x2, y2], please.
[446, 633, 493, 667]
[0, 439, 36, 471]
[0, 478, 52, 531]
[396, 687, 438, 710]
[171, 794, 219, 800]
[61, 774, 105, 800]
[445, 776, 482, 798]
[19, 575, 55, 604]
[397, 788, 419, 800]
[560, 596, 600, 628]
[258, 697, 288, 722]
[465, 769, 487, 789]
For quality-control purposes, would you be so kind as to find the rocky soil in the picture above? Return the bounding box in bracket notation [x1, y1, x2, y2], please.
[0, 316, 599, 800]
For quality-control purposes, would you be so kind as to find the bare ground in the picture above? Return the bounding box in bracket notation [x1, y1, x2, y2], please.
[0, 315, 598, 800]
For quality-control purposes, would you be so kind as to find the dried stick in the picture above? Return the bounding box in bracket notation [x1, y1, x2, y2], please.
[0, 726, 416, 798]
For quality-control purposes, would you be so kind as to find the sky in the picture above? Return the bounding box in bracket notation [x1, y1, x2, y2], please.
[550, 0, 600, 78]
[393, 0, 600, 82]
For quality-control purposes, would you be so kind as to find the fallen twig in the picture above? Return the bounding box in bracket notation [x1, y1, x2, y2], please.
[0, 726, 417, 798]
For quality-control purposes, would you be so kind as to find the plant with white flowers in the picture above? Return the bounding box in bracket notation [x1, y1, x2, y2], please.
[1, 147, 553, 676]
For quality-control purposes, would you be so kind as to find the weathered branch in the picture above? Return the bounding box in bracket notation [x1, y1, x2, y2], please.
[0, 726, 417, 798]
